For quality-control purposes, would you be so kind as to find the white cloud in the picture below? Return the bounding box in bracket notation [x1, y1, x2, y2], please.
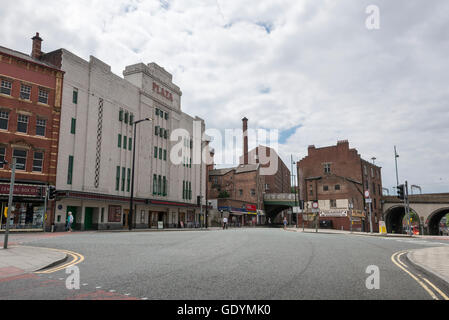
[2, 0, 448, 193]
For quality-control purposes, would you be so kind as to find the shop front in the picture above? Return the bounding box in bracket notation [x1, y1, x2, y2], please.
[0, 183, 46, 231]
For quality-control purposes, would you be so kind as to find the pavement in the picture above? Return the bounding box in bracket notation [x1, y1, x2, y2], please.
[286, 226, 413, 237]
[407, 246, 449, 285]
[0, 246, 67, 279]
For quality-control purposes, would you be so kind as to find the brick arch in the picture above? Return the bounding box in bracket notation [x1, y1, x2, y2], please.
[426, 207, 449, 235]
[384, 205, 422, 234]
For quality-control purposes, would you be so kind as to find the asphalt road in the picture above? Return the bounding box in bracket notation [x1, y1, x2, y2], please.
[1, 228, 449, 300]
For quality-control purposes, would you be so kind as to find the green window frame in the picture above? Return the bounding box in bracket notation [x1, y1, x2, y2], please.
[163, 149, 167, 161]
[153, 174, 157, 195]
[118, 134, 122, 148]
[124, 112, 129, 124]
[72, 90, 78, 104]
[160, 111, 164, 118]
[129, 114, 134, 125]
[128, 137, 132, 151]
[182, 181, 185, 199]
[121, 167, 126, 191]
[70, 118, 76, 134]
[154, 146, 158, 159]
[163, 176, 167, 196]
[123, 135, 127, 149]
[119, 109, 124, 122]
[116, 166, 120, 191]
[127, 168, 131, 192]
[67, 156, 74, 185]
[165, 129, 169, 140]
[158, 175, 162, 195]
[155, 108, 159, 116]
[189, 182, 192, 200]
[164, 112, 168, 120]
[159, 148, 162, 160]
[159, 127, 163, 137]
[155, 126, 159, 135]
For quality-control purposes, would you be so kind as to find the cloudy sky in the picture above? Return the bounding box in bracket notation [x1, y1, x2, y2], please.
[1, 0, 448, 193]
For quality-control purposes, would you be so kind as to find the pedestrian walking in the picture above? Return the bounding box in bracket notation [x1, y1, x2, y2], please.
[67, 212, 74, 232]
[283, 216, 288, 230]
[223, 216, 228, 230]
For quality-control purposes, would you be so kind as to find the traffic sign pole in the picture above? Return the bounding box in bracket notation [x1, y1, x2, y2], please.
[4, 158, 16, 249]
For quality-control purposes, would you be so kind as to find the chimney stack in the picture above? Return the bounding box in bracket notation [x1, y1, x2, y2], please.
[31, 32, 43, 59]
[242, 117, 248, 165]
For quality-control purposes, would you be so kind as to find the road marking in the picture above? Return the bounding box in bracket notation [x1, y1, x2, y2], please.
[391, 251, 448, 300]
[34, 248, 84, 274]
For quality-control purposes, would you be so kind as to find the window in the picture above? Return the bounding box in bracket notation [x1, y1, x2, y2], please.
[38, 88, 49, 104]
[154, 146, 158, 159]
[182, 181, 185, 199]
[70, 118, 76, 134]
[129, 114, 134, 125]
[165, 112, 168, 120]
[119, 109, 124, 122]
[155, 108, 159, 116]
[1, 79, 12, 95]
[324, 163, 331, 174]
[118, 134, 122, 148]
[159, 148, 162, 160]
[153, 175, 157, 195]
[116, 166, 120, 191]
[0, 147, 5, 168]
[251, 189, 256, 197]
[124, 112, 129, 124]
[160, 111, 164, 118]
[155, 126, 159, 135]
[121, 167, 126, 191]
[364, 165, 367, 176]
[330, 199, 337, 208]
[323, 185, 329, 191]
[372, 182, 376, 195]
[67, 155, 74, 184]
[0, 111, 9, 130]
[163, 149, 167, 161]
[265, 184, 269, 191]
[20, 84, 31, 100]
[128, 137, 132, 151]
[189, 182, 192, 200]
[239, 189, 243, 196]
[371, 167, 374, 178]
[17, 114, 29, 133]
[164, 129, 168, 139]
[123, 136, 127, 149]
[72, 89, 78, 104]
[374, 198, 377, 209]
[163, 176, 167, 196]
[335, 184, 341, 191]
[165, 129, 169, 140]
[127, 168, 131, 192]
[32, 152, 43, 172]
[36, 119, 46, 136]
[158, 175, 162, 195]
[159, 127, 163, 137]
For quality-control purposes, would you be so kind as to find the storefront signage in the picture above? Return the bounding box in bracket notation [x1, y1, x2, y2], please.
[319, 210, 348, 217]
[0, 184, 40, 197]
[153, 82, 173, 102]
[350, 210, 366, 218]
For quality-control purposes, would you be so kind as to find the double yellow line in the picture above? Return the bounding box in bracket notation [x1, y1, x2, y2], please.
[35, 248, 85, 274]
[391, 251, 448, 300]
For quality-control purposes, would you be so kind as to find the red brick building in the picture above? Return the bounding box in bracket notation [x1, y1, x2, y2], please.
[0, 33, 64, 230]
[297, 140, 382, 232]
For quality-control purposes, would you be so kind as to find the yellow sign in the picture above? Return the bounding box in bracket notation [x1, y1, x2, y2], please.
[3, 207, 7, 218]
[379, 221, 387, 234]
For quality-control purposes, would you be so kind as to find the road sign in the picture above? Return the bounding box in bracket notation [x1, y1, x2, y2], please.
[312, 202, 319, 209]
[365, 198, 372, 203]
[293, 207, 302, 213]
[364, 190, 370, 198]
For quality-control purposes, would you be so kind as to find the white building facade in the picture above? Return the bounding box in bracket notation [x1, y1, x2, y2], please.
[44, 49, 206, 231]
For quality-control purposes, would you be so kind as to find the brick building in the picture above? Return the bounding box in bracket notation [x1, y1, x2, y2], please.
[0, 33, 64, 230]
[206, 117, 291, 226]
[297, 140, 382, 232]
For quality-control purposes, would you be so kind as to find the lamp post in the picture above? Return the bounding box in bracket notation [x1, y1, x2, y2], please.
[394, 146, 399, 187]
[129, 118, 152, 231]
[291, 155, 299, 228]
[2, 158, 16, 249]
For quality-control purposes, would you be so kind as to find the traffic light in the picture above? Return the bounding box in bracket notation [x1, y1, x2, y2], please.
[48, 186, 56, 200]
[299, 200, 305, 210]
[397, 184, 405, 200]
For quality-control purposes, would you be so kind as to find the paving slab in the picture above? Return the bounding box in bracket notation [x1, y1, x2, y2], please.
[0, 246, 67, 277]
[407, 246, 449, 285]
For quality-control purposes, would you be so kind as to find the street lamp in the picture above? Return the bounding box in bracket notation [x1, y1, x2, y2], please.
[129, 118, 152, 231]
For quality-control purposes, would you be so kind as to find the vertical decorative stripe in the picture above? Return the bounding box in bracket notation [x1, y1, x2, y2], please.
[95, 98, 103, 188]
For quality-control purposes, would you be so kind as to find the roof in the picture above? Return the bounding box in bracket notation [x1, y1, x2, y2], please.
[209, 164, 260, 176]
[0, 46, 60, 70]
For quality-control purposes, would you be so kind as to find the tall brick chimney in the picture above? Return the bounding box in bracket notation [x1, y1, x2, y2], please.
[31, 32, 43, 59]
[242, 117, 248, 165]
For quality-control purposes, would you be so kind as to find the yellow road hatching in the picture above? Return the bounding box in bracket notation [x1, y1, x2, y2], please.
[391, 250, 448, 300]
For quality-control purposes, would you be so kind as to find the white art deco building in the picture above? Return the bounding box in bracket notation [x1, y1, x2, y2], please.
[43, 49, 207, 231]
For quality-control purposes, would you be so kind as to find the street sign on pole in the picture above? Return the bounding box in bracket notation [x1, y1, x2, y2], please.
[4, 158, 16, 249]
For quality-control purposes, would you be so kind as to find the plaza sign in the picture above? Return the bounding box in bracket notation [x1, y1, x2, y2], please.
[153, 82, 173, 102]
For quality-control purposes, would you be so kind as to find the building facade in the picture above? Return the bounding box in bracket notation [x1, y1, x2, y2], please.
[0, 33, 64, 230]
[41, 49, 206, 231]
[297, 140, 383, 232]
